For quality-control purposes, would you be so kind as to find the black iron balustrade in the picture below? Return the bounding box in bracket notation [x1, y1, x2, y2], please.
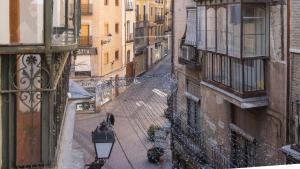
[134, 24, 149, 50]
[80, 36, 93, 46]
[290, 101, 300, 152]
[81, 3, 93, 15]
[125, 0, 134, 11]
[126, 33, 134, 43]
[53, 56, 71, 149]
[204, 53, 266, 98]
[172, 114, 206, 161]
[155, 15, 165, 23]
[178, 39, 202, 69]
[0, 0, 80, 168]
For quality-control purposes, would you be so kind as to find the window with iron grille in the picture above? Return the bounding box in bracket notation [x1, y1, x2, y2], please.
[187, 98, 200, 131]
[186, 80, 201, 131]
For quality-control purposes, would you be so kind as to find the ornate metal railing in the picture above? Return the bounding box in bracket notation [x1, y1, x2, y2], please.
[178, 39, 202, 69]
[155, 15, 165, 23]
[53, 55, 71, 149]
[172, 114, 206, 161]
[125, 0, 134, 11]
[204, 53, 266, 98]
[126, 33, 134, 43]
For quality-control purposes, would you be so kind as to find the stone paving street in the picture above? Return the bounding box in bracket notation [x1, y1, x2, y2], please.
[73, 56, 173, 169]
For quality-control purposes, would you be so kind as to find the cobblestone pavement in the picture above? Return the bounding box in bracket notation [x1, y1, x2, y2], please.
[73, 56, 173, 169]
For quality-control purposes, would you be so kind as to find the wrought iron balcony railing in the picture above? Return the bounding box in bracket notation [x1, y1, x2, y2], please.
[126, 33, 134, 43]
[79, 36, 93, 46]
[155, 15, 165, 23]
[178, 39, 202, 69]
[136, 14, 149, 22]
[172, 114, 204, 155]
[81, 4, 93, 15]
[125, 0, 134, 11]
[204, 53, 266, 98]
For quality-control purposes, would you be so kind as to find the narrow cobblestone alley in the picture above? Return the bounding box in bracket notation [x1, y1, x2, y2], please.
[73, 56, 172, 169]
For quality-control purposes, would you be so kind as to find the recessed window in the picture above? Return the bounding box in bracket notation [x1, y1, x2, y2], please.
[115, 23, 119, 34]
[105, 0, 109, 5]
[115, 50, 119, 60]
[127, 50, 131, 63]
[115, 0, 119, 6]
[104, 52, 109, 65]
[104, 23, 109, 35]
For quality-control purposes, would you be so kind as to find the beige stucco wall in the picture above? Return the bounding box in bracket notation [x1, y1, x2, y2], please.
[82, 0, 124, 77]
[123, 0, 135, 65]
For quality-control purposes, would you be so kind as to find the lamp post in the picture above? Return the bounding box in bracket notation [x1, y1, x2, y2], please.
[86, 121, 115, 169]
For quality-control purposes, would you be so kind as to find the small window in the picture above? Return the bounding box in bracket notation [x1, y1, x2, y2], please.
[115, 0, 119, 6]
[105, 0, 109, 5]
[104, 52, 109, 65]
[127, 50, 131, 63]
[104, 23, 109, 35]
[115, 50, 119, 60]
[187, 98, 200, 131]
[115, 23, 119, 34]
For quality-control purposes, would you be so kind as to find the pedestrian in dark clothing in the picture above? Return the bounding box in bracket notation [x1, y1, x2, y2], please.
[109, 114, 115, 126]
[106, 113, 115, 126]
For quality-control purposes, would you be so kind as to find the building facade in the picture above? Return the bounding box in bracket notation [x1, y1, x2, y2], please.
[134, 0, 170, 76]
[0, 0, 80, 168]
[281, 0, 300, 163]
[134, 0, 149, 75]
[75, 0, 125, 78]
[171, 0, 289, 168]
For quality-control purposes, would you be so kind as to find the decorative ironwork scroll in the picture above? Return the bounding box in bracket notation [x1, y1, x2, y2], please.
[13, 54, 49, 166]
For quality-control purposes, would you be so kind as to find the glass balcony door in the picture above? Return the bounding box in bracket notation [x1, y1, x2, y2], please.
[0, 0, 44, 45]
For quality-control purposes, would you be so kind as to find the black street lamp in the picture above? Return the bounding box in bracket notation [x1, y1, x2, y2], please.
[86, 121, 115, 169]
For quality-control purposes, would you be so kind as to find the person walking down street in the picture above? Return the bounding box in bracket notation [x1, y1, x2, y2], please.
[106, 113, 115, 126]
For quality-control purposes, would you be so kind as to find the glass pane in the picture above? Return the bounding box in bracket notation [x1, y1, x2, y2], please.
[207, 8, 216, 51]
[185, 8, 197, 46]
[197, 6, 206, 50]
[53, 0, 76, 45]
[96, 143, 113, 158]
[0, 0, 44, 45]
[0, 0, 9, 44]
[217, 7, 226, 54]
[228, 4, 241, 58]
[243, 6, 266, 57]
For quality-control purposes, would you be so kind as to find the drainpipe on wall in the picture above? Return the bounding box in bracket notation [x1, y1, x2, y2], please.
[171, 0, 174, 74]
[286, 0, 291, 144]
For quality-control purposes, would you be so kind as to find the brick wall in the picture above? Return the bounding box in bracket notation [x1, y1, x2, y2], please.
[291, 0, 300, 50]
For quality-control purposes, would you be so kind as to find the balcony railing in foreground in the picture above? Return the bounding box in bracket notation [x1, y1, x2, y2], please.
[204, 53, 266, 98]
[171, 113, 234, 168]
[178, 40, 202, 69]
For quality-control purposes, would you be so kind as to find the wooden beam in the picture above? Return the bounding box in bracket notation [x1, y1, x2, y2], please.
[9, 0, 20, 43]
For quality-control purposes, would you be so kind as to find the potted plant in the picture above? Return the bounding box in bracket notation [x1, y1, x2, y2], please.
[147, 125, 161, 141]
[147, 147, 164, 163]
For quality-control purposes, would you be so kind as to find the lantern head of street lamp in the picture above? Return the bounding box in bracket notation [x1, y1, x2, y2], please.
[92, 121, 115, 159]
[107, 33, 112, 42]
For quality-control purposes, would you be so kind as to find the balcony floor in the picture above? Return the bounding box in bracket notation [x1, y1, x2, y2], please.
[201, 81, 268, 109]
